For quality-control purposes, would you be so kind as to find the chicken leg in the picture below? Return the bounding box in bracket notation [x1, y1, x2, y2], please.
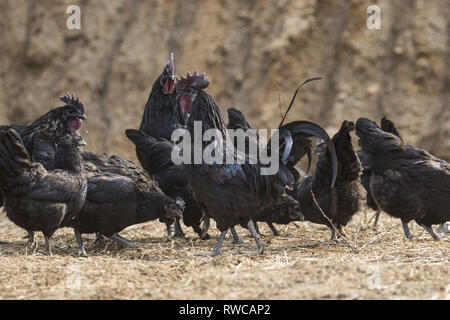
[75, 230, 88, 257]
[247, 220, 265, 254]
[402, 221, 412, 239]
[230, 227, 243, 244]
[44, 235, 52, 256]
[418, 223, 440, 241]
[196, 229, 228, 257]
[173, 219, 185, 238]
[373, 210, 381, 227]
[267, 222, 280, 236]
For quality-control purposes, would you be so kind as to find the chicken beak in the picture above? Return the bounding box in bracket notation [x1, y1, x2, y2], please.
[78, 112, 87, 120]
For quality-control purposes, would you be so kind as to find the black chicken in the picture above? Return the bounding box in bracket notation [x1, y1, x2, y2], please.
[63, 168, 185, 256]
[227, 107, 304, 236]
[139, 53, 186, 140]
[357, 117, 401, 227]
[125, 129, 209, 239]
[0, 94, 86, 207]
[0, 94, 86, 157]
[291, 120, 365, 240]
[355, 117, 450, 240]
[32, 135, 182, 249]
[174, 71, 337, 255]
[0, 130, 87, 255]
[251, 194, 304, 236]
[21, 115, 177, 246]
[134, 53, 188, 237]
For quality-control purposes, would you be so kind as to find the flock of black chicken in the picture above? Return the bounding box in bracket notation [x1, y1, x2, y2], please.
[0, 54, 448, 256]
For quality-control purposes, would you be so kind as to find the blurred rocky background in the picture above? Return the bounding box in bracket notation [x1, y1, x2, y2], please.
[1, 0, 449, 161]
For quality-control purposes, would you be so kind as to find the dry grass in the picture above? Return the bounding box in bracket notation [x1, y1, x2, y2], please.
[0, 209, 449, 300]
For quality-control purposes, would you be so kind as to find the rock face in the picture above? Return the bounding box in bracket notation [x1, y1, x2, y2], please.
[1, 0, 449, 161]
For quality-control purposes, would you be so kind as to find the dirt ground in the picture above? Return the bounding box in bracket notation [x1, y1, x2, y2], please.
[0, 208, 448, 300]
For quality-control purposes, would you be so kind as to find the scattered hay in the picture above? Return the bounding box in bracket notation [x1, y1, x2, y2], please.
[0, 210, 448, 299]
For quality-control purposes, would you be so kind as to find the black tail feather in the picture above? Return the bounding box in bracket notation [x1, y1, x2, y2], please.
[278, 121, 337, 187]
[0, 129, 32, 183]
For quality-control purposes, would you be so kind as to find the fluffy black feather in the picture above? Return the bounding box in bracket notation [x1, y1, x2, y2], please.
[252, 194, 303, 227]
[20, 126, 181, 249]
[0, 95, 86, 206]
[227, 107, 305, 235]
[64, 167, 184, 255]
[291, 120, 365, 239]
[357, 117, 402, 225]
[355, 117, 450, 240]
[125, 129, 207, 238]
[0, 130, 87, 255]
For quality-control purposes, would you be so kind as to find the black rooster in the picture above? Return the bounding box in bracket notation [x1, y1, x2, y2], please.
[0, 130, 87, 255]
[227, 107, 304, 236]
[139, 53, 186, 140]
[134, 53, 189, 237]
[357, 117, 401, 227]
[290, 120, 365, 240]
[0, 94, 86, 207]
[355, 117, 450, 240]
[0, 94, 86, 156]
[175, 71, 337, 255]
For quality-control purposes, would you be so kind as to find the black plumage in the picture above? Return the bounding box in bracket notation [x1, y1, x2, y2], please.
[226, 107, 259, 161]
[63, 166, 185, 256]
[252, 194, 303, 236]
[291, 120, 365, 239]
[26, 130, 184, 255]
[139, 53, 186, 141]
[23, 127, 179, 248]
[82, 151, 152, 188]
[227, 107, 304, 236]
[130, 54, 199, 238]
[0, 130, 87, 255]
[175, 71, 337, 255]
[227, 108, 252, 131]
[357, 117, 401, 227]
[125, 129, 208, 239]
[0, 94, 86, 153]
[0, 94, 86, 206]
[355, 117, 450, 240]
